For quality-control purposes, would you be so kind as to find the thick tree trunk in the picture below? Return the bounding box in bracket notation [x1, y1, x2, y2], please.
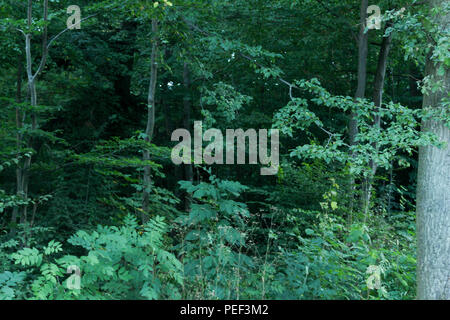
[142, 19, 159, 223]
[416, 0, 450, 300]
[416, 59, 450, 300]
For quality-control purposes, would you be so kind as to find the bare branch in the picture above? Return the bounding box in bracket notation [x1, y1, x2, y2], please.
[16, 28, 26, 37]
[47, 13, 98, 50]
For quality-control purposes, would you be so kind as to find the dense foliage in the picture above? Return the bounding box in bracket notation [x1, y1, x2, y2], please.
[0, 0, 448, 300]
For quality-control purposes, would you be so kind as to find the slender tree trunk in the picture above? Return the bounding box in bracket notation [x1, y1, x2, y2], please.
[16, 0, 49, 236]
[363, 22, 393, 220]
[10, 56, 23, 235]
[350, 0, 369, 145]
[348, 0, 369, 222]
[416, 0, 450, 300]
[372, 23, 393, 133]
[183, 62, 194, 211]
[142, 19, 159, 223]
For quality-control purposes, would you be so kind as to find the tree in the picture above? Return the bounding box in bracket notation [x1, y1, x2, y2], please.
[416, 0, 450, 300]
[142, 18, 159, 223]
[12, 0, 51, 230]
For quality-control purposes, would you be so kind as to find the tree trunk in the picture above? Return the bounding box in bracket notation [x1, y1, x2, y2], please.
[10, 56, 23, 235]
[363, 21, 393, 220]
[183, 62, 194, 211]
[348, 0, 369, 222]
[416, 0, 450, 300]
[18, 0, 48, 225]
[350, 0, 369, 146]
[142, 19, 159, 223]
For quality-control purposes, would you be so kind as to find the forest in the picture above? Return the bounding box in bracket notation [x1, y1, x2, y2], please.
[0, 0, 449, 301]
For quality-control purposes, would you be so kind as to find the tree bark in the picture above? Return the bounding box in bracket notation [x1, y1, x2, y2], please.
[142, 19, 159, 223]
[416, 0, 450, 300]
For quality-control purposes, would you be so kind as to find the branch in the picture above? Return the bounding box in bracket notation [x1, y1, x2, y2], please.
[411, 0, 429, 7]
[183, 17, 346, 145]
[47, 13, 98, 49]
[182, 18, 299, 91]
[16, 28, 26, 38]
